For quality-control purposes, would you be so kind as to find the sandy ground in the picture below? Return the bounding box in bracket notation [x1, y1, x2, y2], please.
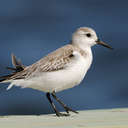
[0, 108, 128, 128]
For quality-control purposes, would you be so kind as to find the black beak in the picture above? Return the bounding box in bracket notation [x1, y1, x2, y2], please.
[96, 39, 113, 50]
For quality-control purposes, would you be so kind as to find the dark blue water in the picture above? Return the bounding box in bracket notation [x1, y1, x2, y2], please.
[0, 0, 127, 115]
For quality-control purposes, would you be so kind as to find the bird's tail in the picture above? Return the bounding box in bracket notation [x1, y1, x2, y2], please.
[0, 54, 25, 83]
[0, 74, 14, 83]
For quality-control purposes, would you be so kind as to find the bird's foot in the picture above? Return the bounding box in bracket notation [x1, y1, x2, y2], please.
[64, 106, 78, 114]
[56, 112, 70, 117]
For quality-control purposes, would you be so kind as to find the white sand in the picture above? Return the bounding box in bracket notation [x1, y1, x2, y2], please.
[0, 108, 128, 128]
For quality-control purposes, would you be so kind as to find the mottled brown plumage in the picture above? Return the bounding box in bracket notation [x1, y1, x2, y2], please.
[6, 44, 86, 80]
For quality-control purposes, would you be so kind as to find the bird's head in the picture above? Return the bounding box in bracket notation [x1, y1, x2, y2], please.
[72, 27, 113, 50]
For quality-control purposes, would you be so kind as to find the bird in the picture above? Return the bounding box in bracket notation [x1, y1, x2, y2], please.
[0, 27, 113, 117]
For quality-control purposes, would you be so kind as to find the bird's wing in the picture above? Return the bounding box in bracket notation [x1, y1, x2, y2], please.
[11, 54, 25, 69]
[9, 44, 77, 80]
[6, 54, 25, 72]
[0, 54, 26, 82]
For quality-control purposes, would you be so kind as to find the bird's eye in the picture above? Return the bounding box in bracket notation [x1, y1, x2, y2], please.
[86, 33, 91, 37]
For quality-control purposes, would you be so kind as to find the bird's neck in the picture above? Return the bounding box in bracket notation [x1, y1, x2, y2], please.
[82, 46, 93, 61]
[71, 41, 92, 54]
[71, 42, 93, 63]
[85, 47, 92, 57]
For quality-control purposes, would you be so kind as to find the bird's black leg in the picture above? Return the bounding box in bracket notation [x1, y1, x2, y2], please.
[46, 93, 70, 117]
[51, 91, 78, 114]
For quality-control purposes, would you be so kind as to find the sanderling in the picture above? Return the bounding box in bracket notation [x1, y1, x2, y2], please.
[0, 27, 113, 116]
